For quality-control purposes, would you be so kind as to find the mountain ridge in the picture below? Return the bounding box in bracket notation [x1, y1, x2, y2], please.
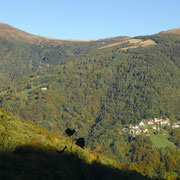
[160, 27, 180, 35]
[1, 22, 180, 41]
[0, 22, 130, 43]
[0, 22, 132, 87]
[0, 22, 92, 43]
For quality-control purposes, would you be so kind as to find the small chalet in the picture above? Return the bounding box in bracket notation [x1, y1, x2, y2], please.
[160, 119, 170, 126]
[41, 87, 48, 91]
[147, 120, 154, 125]
[139, 121, 144, 126]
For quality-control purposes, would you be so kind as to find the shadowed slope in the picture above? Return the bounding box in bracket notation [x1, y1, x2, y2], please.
[0, 144, 152, 180]
[0, 108, 152, 180]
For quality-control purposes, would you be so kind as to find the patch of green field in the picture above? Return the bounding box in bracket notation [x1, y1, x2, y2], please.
[150, 129, 176, 148]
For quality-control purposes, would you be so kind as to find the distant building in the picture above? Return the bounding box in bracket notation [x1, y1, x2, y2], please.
[172, 124, 180, 129]
[147, 120, 154, 125]
[153, 118, 170, 126]
[139, 121, 144, 126]
[128, 125, 132, 128]
[41, 87, 48, 91]
[143, 129, 148, 133]
[154, 118, 162, 124]
[160, 119, 170, 126]
[130, 129, 141, 135]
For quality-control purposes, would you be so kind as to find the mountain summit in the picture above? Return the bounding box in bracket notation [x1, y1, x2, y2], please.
[160, 27, 180, 35]
[0, 22, 45, 43]
[0, 22, 91, 43]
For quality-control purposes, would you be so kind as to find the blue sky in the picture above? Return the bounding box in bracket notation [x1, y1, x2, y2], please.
[0, 0, 180, 40]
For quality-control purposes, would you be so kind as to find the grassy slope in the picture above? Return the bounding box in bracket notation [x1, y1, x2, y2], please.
[149, 129, 176, 148]
[0, 108, 179, 180]
[0, 108, 124, 168]
[0, 108, 152, 180]
[100, 38, 156, 50]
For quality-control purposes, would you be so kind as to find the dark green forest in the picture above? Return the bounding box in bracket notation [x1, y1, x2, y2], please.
[0, 37, 100, 86]
[0, 23, 129, 88]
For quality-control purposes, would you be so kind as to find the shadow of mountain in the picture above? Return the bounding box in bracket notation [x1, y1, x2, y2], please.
[0, 144, 153, 180]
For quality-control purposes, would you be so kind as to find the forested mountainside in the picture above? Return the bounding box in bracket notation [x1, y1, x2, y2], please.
[0, 32, 179, 127]
[0, 108, 179, 179]
[0, 108, 153, 180]
[0, 24, 180, 179]
[0, 23, 129, 88]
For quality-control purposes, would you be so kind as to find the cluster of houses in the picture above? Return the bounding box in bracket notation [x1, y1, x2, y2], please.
[147, 118, 170, 126]
[124, 125, 149, 136]
[123, 118, 180, 136]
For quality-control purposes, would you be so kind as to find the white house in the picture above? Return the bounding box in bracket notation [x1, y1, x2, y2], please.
[172, 124, 180, 129]
[139, 121, 144, 126]
[147, 120, 154, 125]
[41, 87, 48, 91]
[160, 119, 170, 126]
[130, 129, 141, 135]
[154, 118, 162, 124]
[143, 129, 148, 133]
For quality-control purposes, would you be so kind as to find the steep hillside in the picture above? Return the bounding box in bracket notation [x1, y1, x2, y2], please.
[0, 23, 129, 88]
[0, 108, 154, 180]
[0, 32, 179, 129]
[0, 108, 179, 179]
[0, 31, 179, 178]
[0, 23, 93, 87]
[0, 26, 180, 179]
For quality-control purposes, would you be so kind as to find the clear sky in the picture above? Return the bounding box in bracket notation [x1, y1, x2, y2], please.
[0, 0, 180, 40]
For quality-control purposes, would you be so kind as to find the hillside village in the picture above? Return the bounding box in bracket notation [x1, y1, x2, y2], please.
[123, 118, 180, 136]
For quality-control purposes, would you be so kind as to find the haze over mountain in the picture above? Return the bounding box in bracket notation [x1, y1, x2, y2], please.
[0, 23, 180, 179]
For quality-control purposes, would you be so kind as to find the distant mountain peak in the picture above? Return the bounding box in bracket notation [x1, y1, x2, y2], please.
[160, 27, 180, 35]
[0, 22, 91, 43]
[0, 22, 42, 43]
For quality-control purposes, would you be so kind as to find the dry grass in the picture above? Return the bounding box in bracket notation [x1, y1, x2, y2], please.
[121, 39, 156, 50]
[160, 27, 180, 35]
[100, 38, 156, 50]
[99, 40, 129, 49]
